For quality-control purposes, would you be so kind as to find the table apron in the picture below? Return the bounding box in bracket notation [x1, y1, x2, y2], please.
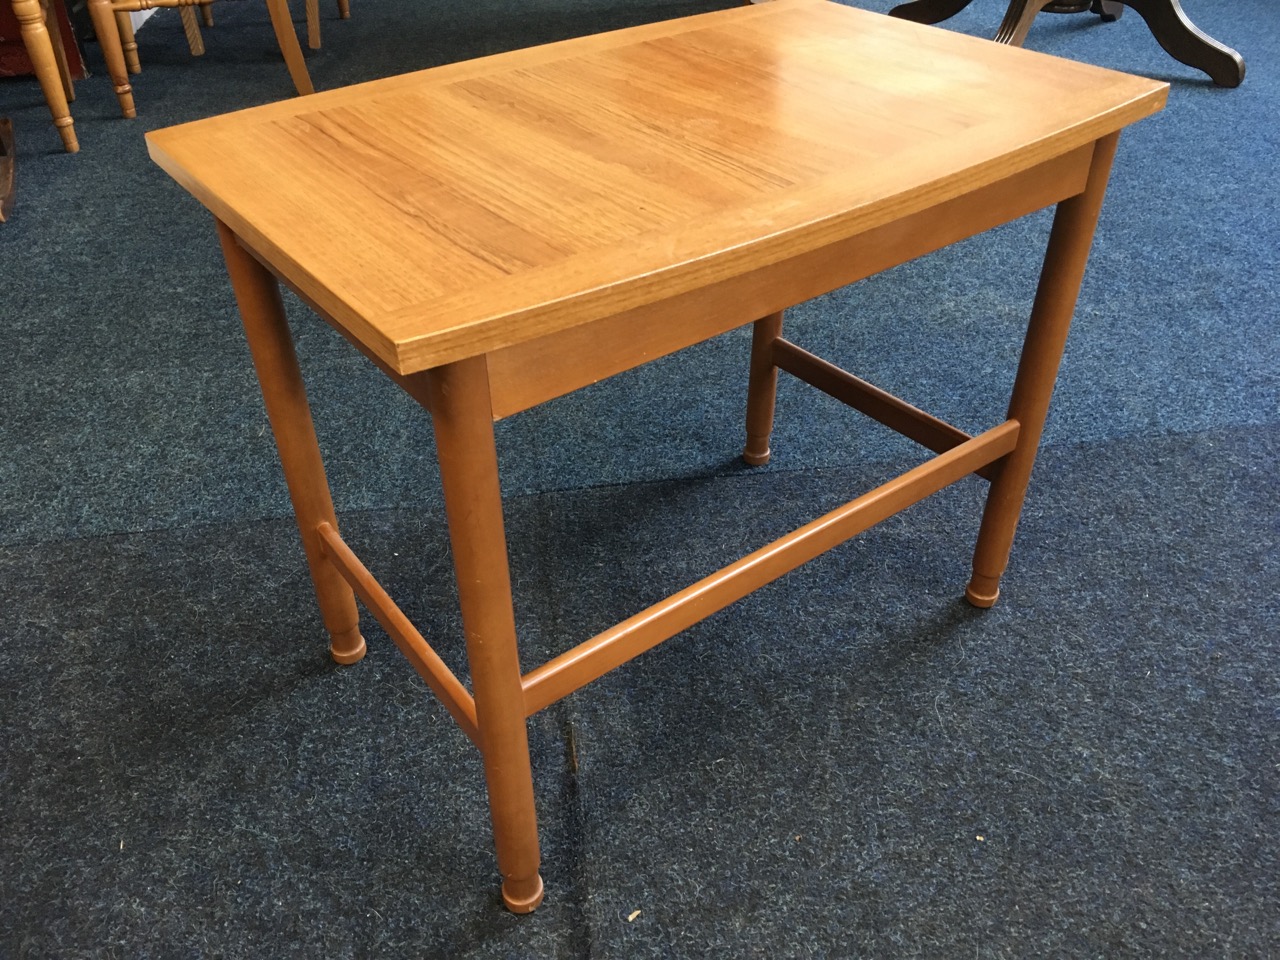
[484, 141, 1096, 420]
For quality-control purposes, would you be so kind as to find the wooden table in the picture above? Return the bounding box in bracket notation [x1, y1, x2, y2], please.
[147, 0, 1166, 912]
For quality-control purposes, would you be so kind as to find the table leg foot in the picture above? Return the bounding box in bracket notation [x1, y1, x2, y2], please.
[115, 10, 141, 74]
[502, 873, 545, 914]
[14, 0, 80, 151]
[329, 626, 367, 664]
[964, 577, 1000, 608]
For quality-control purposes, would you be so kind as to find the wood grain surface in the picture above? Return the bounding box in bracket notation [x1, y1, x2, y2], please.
[148, 0, 1166, 374]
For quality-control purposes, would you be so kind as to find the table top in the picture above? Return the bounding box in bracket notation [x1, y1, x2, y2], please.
[147, 0, 1166, 375]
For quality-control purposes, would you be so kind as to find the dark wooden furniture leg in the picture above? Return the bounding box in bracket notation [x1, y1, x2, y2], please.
[0, 118, 14, 222]
[1092, 0, 1123, 22]
[1048, 0, 1241, 86]
[895, 0, 1243, 88]
[888, 0, 975, 26]
[1116, 0, 1244, 87]
[995, 0, 1055, 45]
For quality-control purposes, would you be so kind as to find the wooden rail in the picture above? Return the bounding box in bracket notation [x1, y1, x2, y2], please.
[772, 338, 1001, 481]
[317, 522, 480, 744]
[520, 419, 1020, 716]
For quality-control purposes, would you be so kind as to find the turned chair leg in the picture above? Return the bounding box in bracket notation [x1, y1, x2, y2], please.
[112, 8, 140, 73]
[12, 0, 78, 150]
[87, 0, 135, 117]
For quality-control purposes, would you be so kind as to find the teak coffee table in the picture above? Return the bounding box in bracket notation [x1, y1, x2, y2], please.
[148, 0, 1166, 912]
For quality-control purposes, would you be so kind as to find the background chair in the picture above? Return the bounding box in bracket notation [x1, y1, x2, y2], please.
[87, 0, 316, 118]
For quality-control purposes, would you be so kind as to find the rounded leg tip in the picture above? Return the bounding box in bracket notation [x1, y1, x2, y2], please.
[329, 631, 367, 665]
[742, 447, 771, 466]
[501, 874, 544, 914]
[964, 583, 999, 609]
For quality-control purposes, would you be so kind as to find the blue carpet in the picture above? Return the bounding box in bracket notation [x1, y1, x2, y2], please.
[1, 0, 1276, 955]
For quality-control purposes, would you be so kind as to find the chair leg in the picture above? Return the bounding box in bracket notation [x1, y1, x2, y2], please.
[306, 0, 320, 50]
[1116, 0, 1244, 87]
[41, 0, 75, 101]
[87, 0, 135, 117]
[12, 0, 77, 151]
[201, 0, 213, 25]
[113, 8, 140, 73]
[336, 0, 349, 20]
[180, 5, 205, 56]
[264, 0, 315, 95]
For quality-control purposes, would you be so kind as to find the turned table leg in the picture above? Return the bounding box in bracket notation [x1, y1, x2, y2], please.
[966, 133, 1120, 607]
[11, 0, 78, 152]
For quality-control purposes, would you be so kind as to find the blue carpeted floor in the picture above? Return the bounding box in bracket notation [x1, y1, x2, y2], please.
[1, 0, 1276, 956]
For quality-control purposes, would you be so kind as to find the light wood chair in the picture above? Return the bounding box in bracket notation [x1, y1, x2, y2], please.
[163, 0, 348, 63]
[86, 0, 322, 119]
